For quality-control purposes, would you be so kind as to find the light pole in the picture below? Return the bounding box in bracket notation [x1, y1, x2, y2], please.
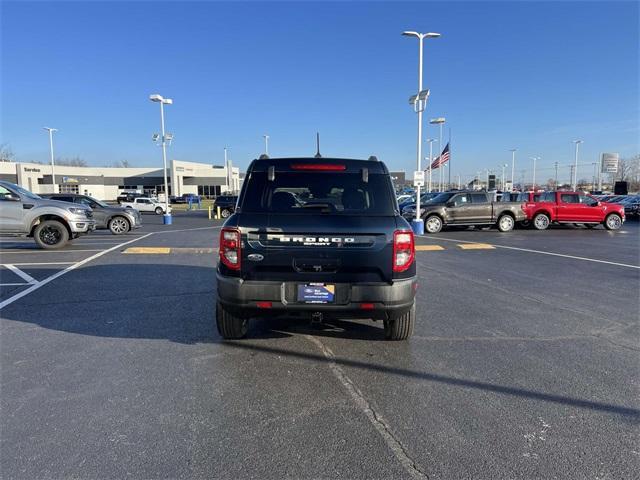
[149, 94, 173, 224]
[572, 140, 583, 190]
[554, 161, 559, 189]
[501, 163, 508, 190]
[263, 135, 269, 156]
[530, 156, 540, 190]
[403, 30, 440, 234]
[430, 117, 446, 191]
[426, 138, 436, 193]
[509, 149, 516, 190]
[43, 127, 58, 193]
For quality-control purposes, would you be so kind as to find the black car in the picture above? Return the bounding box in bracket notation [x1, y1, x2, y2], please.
[215, 157, 417, 340]
[116, 192, 145, 204]
[213, 195, 238, 218]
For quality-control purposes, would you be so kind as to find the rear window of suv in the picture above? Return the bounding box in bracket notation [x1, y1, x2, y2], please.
[240, 172, 395, 215]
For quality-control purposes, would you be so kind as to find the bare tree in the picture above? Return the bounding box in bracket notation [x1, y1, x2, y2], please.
[0, 143, 15, 162]
[55, 157, 88, 167]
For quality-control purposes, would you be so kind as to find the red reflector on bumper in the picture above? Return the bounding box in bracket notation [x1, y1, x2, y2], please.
[360, 303, 375, 310]
[256, 301, 272, 308]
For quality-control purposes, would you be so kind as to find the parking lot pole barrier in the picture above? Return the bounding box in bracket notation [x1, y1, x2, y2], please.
[208, 205, 212, 220]
[217, 206, 221, 220]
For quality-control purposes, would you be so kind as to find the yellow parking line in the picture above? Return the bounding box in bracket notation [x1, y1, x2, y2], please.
[457, 243, 495, 250]
[123, 247, 171, 254]
[415, 245, 445, 251]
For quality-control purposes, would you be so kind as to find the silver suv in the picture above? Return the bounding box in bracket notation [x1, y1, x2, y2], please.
[0, 181, 96, 249]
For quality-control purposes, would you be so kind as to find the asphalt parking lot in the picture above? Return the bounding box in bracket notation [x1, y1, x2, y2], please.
[1, 214, 638, 479]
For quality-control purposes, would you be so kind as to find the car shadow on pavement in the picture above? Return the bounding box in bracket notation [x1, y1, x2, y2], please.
[2, 262, 638, 423]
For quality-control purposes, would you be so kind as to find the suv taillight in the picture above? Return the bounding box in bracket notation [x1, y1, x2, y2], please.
[219, 228, 241, 270]
[393, 230, 415, 272]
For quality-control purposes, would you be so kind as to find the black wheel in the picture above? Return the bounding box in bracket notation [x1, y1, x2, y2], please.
[384, 303, 415, 341]
[33, 220, 69, 249]
[221, 208, 231, 219]
[604, 213, 622, 230]
[155, 207, 163, 215]
[519, 220, 531, 228]
[424, 215, 443, 234]
[497, 214, 515, 232]
[216, 301, 249, 339]
[533, 213, 550, 230]
[108, 216, 130, 235]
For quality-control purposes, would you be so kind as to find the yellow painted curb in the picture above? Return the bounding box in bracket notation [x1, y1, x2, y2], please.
[123, 247, 171, 254]
[415, 245, 445, 251]
[457, 243, 495, 250]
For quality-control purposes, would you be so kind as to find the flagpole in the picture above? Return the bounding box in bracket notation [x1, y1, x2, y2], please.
[448, 127, 452, 190]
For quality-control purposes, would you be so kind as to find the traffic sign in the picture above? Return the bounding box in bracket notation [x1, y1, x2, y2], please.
[601, 153, 619, 174]
[413, 170, 425, 187]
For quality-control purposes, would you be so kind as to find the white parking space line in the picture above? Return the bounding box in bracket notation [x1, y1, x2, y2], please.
[0, 283, 30, 287]
[416, 235, 640, 270]
[0, 233, 152, 310]
[4, 265, 37, 284]
[5, 262, 75, 266]
[0, 249, 104, 254]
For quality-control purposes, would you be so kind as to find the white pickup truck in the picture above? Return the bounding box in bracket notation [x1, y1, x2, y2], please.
[121, 197, 171, 215]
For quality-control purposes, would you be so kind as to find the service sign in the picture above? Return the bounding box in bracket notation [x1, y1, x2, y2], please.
[413, 170, 425, 187]
[601, 153, 619, 174]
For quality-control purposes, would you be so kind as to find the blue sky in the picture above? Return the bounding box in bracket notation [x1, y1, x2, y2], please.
[1, 1, 638, 183]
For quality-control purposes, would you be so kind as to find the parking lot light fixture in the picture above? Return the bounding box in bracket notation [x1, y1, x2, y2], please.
[263, 135, 269, 156]
[426, 138, 436, 192]
[403, 30, 440, 235]
[149, 93, 173, 224]
[43, 127, 58, 193]
[572, 140, 583, 191]
[509, 149, 516, 189]
[529, 156, 540, 190]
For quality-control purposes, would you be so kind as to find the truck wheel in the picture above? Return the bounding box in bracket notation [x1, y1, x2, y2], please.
[533, 213, 550, 230]
[221, 208, 231, 218]
[604, 213, 622, 230]
[34, 220, 69, 249]
[108, 216, 131, 235]
[424, 215, 443, 234]
[497, 214, 515, 232]
[155, 207, 163, 215]
[216, 302, 249, 339]
[384, 303, 415, 341]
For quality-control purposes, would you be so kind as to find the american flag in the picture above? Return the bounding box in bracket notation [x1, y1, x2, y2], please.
[429, 143, 450, 170]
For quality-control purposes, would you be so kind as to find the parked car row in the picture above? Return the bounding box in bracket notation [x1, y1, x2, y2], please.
[0, 181, 146, 249]
[593, 194, 640, 219]
[400, 190, 626, 234]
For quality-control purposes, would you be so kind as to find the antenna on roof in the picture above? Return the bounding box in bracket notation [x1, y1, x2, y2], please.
[314, 132, 322, 158]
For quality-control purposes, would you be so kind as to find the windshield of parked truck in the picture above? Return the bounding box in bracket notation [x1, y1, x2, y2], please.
[7, 182, 41, 200]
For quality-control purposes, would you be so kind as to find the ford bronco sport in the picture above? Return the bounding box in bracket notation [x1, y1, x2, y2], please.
[216, 157, 417, 340]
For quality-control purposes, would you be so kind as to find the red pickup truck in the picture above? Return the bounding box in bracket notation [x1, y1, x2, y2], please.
[524, 191, 625, 230]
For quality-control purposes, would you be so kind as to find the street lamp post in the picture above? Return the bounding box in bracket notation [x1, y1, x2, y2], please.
[429, 117, 446, 192]
[530, 156, 540, 191]
[263, 135, 269, 156]
[149, 94, 173, 224]
[554, 161, 559, 189]
[403, 30, 440, 234]
[501, 163, 508, 190]
[509, 149, 516, 190]
[43, 127, 58, 193]
[572, 140, 583, 190]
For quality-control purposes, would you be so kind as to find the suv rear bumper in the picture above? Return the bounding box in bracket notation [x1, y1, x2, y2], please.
[216, 274, 417, 320]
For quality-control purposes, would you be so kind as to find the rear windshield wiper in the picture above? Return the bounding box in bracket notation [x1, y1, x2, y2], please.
[300, 203, 333, 213]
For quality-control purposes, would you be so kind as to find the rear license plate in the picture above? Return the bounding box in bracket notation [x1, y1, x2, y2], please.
[297, 283, 335, 304]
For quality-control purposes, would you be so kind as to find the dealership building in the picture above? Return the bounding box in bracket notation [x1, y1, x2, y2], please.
[0, 160, 241, 200]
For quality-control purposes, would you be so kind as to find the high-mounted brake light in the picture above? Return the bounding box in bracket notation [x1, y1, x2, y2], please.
[219, 228, 241, 270]
[290, 164, 347, 171]
[393, 230, 415, 273]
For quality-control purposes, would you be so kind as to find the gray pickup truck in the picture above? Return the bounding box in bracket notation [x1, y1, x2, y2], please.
[406, 191, 526, 234]
[0, 180, 96, 249]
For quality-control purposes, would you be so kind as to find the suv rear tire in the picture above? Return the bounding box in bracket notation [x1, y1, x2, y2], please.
[384, 303, 415, 340]
[424, 215, 443, 234]
[155, 207, 163, 215]
[216, 302, 249, 339]
[221, 208, 231, 218]
[34, 220, 69, 249]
